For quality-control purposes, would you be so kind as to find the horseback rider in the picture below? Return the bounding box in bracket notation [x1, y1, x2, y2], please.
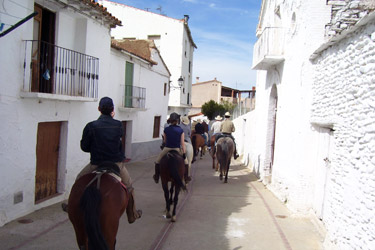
[62, 97, 142, 223]
[194, 119, 208, 149]
[216, 112, 239, 159]
[153, 112, 190, 183]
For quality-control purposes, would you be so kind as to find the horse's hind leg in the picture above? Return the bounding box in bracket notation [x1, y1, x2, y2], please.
[169, 184, 174, 205]
[224, 163, 229, 183]
[162, 183, 171, 218]
[171, 187, 180, 222]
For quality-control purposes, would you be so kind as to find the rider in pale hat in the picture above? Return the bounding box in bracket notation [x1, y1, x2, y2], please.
[218, 112, 239, 159]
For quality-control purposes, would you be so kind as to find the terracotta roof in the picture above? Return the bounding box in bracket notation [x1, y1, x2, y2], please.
[70, 0, 122, 28]
[111, 39, 157, 65]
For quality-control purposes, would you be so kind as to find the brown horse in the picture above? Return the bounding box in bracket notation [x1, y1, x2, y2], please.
[68, 162, 129, 250]
[216, 137, 234, 183]
[191, 133, 206, 161]
[160, 150, 186, 222]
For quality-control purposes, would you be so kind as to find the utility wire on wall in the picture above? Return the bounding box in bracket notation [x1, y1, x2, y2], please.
[0, 0, 36, 37]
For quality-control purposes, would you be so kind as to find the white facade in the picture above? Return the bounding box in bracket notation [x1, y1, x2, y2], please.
[243, 0, 375, 249]
[98, 0, 196, 116]
[310, 11, 375, 250]
[0, 0, 168, 227]
[110, 42, 170, 161]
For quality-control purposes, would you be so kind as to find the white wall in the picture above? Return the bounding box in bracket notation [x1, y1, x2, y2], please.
[249, 0, 332, 212]
[109, 45, 170, 161]
[99, 0, 193, 114]
[311, 16, 375, 250]
[0, 0, 116, 226]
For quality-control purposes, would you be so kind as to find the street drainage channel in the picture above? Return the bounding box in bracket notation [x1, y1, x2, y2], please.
[18, 219, 33, 224]
[275, 215, 288, 219]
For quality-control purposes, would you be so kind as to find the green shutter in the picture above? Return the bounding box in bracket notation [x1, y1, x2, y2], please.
[125, 62, 134, 107]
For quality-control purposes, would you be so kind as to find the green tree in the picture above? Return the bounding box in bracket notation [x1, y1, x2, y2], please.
[220, 99, 236, 114]
[201, 100, 225, 120]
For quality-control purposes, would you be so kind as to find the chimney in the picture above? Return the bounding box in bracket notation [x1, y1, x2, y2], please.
[196, 77, 200, 83]
[214, 77, 217, 81]
[184, 15, 189, 23]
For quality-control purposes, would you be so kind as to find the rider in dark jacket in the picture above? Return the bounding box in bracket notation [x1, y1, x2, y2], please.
[63, 97, 142, 223]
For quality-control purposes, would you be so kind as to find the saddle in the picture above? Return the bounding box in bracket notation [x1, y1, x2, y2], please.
[87, 162, 127, 192]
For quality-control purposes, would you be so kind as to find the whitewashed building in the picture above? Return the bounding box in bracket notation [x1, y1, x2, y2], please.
[241, 0, 375, 249]
[110, 39, 170, 161]
[98, 0, 197, 116]
[0, 0, 169, 227]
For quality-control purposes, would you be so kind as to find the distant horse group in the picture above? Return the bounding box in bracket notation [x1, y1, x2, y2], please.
[67, 132, 235, 249]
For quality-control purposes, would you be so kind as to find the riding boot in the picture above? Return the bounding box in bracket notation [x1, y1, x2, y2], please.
[184, 164, 191, 183]
[153, 163, 160, 183]
[234, 146, 239, 159]
[126, 188, 142, 224]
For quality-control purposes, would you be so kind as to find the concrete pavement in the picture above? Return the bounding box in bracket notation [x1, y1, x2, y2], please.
[0, 153, 325, 250]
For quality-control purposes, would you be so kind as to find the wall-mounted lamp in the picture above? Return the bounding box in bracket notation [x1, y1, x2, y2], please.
[177, 76, 184, 87]
[170, 76, 184, 90]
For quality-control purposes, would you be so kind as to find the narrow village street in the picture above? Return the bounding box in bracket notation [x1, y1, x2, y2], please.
[0, 153, 324, 250]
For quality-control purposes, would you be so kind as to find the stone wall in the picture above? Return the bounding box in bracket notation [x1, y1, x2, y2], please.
[311, 17, 375, 250]
[326, 0, 375, 37]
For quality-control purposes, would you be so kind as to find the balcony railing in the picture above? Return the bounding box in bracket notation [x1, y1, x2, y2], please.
[252, 27, 285, 70]
[121, 85, 146, 109]
[23, 40, 99, 98]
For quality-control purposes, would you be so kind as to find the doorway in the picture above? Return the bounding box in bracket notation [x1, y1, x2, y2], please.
[35, 121, 61, 203]
[265, 84, 278, 183]
[313, 126, 332, 220]
[31, 4, 56, 93]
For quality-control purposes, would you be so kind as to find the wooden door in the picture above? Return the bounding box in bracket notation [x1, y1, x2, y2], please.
[31, 4, 56, 93]
[35, 122, 61, 203]
[31, 5, 42, 92]
[313, 127, 332, 220]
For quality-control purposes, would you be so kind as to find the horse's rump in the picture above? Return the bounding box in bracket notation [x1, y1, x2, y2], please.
[68, 172, 128, 250]
[160, 150, 185, 190]
[216, 137, 234, 172]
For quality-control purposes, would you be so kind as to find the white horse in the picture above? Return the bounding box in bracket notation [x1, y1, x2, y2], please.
[185, 142, 194, 178]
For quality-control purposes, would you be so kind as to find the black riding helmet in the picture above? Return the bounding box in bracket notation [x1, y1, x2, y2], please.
[169, 112, 180, 122]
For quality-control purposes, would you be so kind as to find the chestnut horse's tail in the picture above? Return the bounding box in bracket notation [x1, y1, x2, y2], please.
[191, 134, 196, 155]
[80, 185, 109, 250]
[167, 152, 186, 191]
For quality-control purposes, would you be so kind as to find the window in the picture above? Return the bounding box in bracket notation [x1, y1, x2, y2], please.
[153, 116, 161, 138]
[189, 61, 191, 73]
[164, 83, 167, 96]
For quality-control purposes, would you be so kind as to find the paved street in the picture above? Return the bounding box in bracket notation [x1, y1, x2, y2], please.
[0, 153, 324, 250]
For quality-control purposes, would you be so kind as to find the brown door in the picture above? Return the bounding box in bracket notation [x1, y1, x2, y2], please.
[121, 121, 127, 158]
[35, 122, 61, 203]
[31, 4, 56, 93]
[31, 5, 42, 92]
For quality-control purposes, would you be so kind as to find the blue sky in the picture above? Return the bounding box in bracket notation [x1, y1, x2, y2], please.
[108, 0, 262, 90]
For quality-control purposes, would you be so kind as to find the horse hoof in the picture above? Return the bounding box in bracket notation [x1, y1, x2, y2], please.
[171, 216, 176, 222]
[166, 212, 171, 219]
[219, 176, 223, 180]
[224, 180, 228, 183]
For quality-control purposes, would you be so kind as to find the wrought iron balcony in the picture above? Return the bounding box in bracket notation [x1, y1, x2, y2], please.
[252, 27, 285, 70]
[23, 40, 99, 99]
[121, 85, 146, 109]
